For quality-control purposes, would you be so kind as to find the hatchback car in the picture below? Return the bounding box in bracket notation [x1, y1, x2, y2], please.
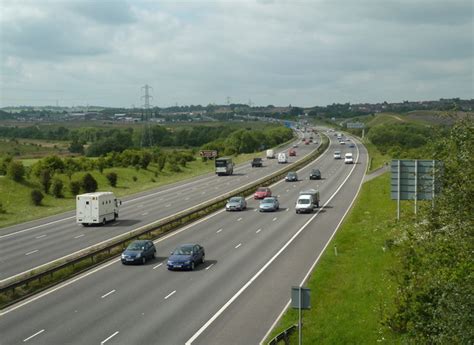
[289, 149, 296, 156]
[259, 197, 280, 212]
[226, 196, 247, 211]
[254, 187, 272, 199]
[167, 244, 205, 270]
[121, 240, 156, 265]
[285, 171, 298, 182]
[309, 169, 322, 180]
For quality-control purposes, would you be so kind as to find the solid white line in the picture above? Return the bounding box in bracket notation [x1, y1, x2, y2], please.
[216, 228, 222, 233]
[256, 229, 262, 234]
[101, 289, 116, 299]
[185, 134, 360, 345]
[0, 216, 75, 239]
[205, 264, 214, 270]
[23, 329, 45, 342]
[74, 234, 84, 239]
[164, 290, 176, 300]
[235, 243, 242, 249]
[259, 136, 365, 344]
[101, 331, 119, 344]
[35, 234, 47, 239]
[25, 250, 38, 256]
[153, 263, 163, 270]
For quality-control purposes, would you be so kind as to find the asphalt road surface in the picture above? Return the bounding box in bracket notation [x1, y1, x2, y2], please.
[0, 132, 367, 345]
[0, 130, 314, 281]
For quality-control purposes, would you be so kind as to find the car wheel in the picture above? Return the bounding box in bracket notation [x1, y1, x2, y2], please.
[142, 257, 146, 265]
[102, 218, 106, 225]
[82, 223, 88, 227]
[201, 255, 205, 264]
[152, 251, 156, 259]
[190, 261, 195, 271]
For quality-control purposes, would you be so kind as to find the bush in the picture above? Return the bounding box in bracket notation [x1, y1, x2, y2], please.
[31, 189, 44, 206]
[0, 201, 6, 214]
[106, 172, 118, 187]
[82, 173, 98, 193]
[7, 160, 25, 182]
[69, 180, 82, 196]
[51, 178, 64, 198]
[132, 176, 138, 182]
[40, 168, 52, 193]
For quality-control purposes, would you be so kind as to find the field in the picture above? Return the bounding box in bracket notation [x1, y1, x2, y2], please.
[266, 173, 404, 344]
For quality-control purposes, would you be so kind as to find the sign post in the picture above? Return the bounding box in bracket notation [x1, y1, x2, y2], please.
[291, 286, 311, 345]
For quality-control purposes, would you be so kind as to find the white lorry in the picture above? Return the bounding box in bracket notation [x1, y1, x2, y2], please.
[278, 152, 287, 164]
[295, 189, 320, 214]
[344, 152, 354, 164]
[76, 192, 121, 226]
[266, 149, 275, 159]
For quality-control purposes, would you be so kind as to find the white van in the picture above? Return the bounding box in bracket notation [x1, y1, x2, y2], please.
[266, 149, 275, 159]
[344, 153, 354, 164]
[278, 152, 287, 164]
[76, 192, 121, 226]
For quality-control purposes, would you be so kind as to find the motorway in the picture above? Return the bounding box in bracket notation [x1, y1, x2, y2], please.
[0, 132, 368, 345]
[0, 130, 314, 281]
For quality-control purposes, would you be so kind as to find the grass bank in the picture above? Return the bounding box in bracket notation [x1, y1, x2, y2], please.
[266, 172, 403, 344]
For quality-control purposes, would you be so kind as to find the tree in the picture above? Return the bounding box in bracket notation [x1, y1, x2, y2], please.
[68, 139, 84, 154]
[140, 151, 152, 169]
[40, 169, 52, 193]
[51, 178, 64, 198]
[31, 189, 44, 206]
[106, 172, 118, 187]
[69, 180, 82, 196]
[6, 160, 25, 182]
[157, 154, 167, 172]
[82, 173, 98, 193]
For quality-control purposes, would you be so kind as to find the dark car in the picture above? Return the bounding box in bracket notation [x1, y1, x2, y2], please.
[251, 157, 263, 167]
[309, 169, 322, 180]
[167, 244, 205, 270]
[288, 149, 296, 156]
[259, 197, 280, 212]
[254, 187, 272, 199]
[121, 240, 156, 265]
[285, 171, 298, 182]
[226, 196, 247, 211]
[349, 143, 355, 148]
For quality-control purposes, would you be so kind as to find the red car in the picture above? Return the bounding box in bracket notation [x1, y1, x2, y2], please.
[305, 140, 310, 145]
[254, 187, 272, 199]
[289, 149, 296, 156]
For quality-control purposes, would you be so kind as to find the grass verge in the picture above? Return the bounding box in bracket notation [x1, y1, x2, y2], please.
[266, 172, 403, 344]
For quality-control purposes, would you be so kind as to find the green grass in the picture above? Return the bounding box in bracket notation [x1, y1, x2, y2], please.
[266, 172, 403, 344]
[363, 139, 391, 173]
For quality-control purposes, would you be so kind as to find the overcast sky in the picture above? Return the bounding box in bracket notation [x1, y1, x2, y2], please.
[1, 0, 472, 108]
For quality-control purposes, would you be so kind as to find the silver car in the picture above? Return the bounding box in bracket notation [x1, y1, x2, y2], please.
[259, 197, 280, 212]
[226, 196, 247, 211]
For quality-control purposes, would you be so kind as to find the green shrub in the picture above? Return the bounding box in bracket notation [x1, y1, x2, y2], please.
[40, 168, 52, 193]
[51, 179, 64, 198]
[82, 173, 98, 193]
[31, 189, 44, 206]
[69, 180, 82, 196]
[106, 172, 118, 187]
[0, 201, 6, 214]
[6, 160, 25, 182]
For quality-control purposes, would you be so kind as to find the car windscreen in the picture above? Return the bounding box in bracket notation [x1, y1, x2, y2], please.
[127, 242, 145, 250]
[215, 160, 228, 167]
[298, 199, 310, 204]
[229, 198, 241, 203]
[173, 246, 193, 255]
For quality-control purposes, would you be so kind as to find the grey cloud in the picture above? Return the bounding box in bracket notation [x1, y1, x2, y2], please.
[67, 0, 136, 25]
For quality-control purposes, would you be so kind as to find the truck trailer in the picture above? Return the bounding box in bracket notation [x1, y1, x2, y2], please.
[76, 192, 121, 226]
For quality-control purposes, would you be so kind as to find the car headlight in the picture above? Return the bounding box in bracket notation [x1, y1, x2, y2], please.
[167, 260, 172, 265]
[135, 253, 141, 258]
[121, 254, 126, 259]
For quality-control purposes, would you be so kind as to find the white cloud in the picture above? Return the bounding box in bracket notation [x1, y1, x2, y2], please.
[0, 0, 472, 107]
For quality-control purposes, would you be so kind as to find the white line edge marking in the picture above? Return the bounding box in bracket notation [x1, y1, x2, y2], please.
[235, 243, 242, 249]
[25, 250, 38, 256]
[205, 264, 214, 270]
[101, 289, 116, 299]
[153, 263, 162, 270]
[185, 134, 361, 345]
[0, 134, 328, 315]
[101, 331, 119, 344]
[23, 329, 45, 342]
[164, 290, 176, 300]
[0, 216, 75, 239]
[259, 135, 367, 344]
[35, 234, 47, 239]
[74, 234, 84, 239]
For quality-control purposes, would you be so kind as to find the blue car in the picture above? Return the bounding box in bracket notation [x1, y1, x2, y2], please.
[121, 240, 156, 265]
[167, 244, 205, 270]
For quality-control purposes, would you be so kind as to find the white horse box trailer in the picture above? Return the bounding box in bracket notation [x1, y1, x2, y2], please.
[76, 192, 121, 226]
